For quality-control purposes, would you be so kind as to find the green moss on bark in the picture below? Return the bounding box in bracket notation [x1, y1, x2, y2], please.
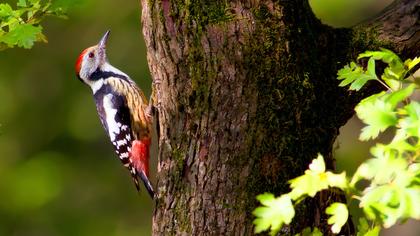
[350, 24, 392, 58]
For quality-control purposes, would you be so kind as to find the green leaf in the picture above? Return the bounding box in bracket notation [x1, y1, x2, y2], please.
[0, 24, 42, 48]
[356, 92, 398, 140]
[398, 101, 420, 139]
[17, 0, 27, 7]
[367, 57, 376, 77]
[355, 85, 413, 141]
[358, 48, 403, 68]
[337, 62, 376, 91]
[253, 193, 295, 235]
[300, 227, 322, 236]
[356, 218, 369, 236]
[28, 0, 41, 7]
[326, 203, 348, 234]
[289, 156, 329, 199]
[404, 187, 420, 219]
[326, 171, 347, 189]
[356, 218, 381, 236]
[337, 62, 359, 86]
[387, 84, 415, 107]
[289, 154, 348, 199]
[360, 185, 394, 223]
[359, 48, 406, 82]
[404, 57, 420, 71]
[0, 3, 14, 20]
[381, 72, 401, 91]
[364, 227, 380, 236]
[363, 147, 407, 185]
[360, 172, 419, 229]
[309, 153, 325, 173]
[350, 74, 376, 91]
[350, 144, 414, 189]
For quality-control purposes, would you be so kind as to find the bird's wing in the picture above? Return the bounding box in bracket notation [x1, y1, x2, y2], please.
[106, 77, 151, 140]
[95, 91, 143, 191]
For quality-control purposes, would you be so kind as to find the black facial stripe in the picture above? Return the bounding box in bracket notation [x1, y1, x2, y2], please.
[90, 69, 129, 81]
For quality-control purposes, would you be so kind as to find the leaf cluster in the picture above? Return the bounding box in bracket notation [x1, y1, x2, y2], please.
[253, 155, 350, 235]
[0, 0, 71, 50]
[337, 48, 419, 91]
[253, 49, 420, 235]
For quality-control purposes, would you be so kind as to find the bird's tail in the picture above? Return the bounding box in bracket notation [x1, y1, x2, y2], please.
[138, 171, 155, 198]
[131, 138, 155, 198]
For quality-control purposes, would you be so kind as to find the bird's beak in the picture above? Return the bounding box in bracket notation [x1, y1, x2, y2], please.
[98, 30, 110, 61]
[98, 30, 110, 49]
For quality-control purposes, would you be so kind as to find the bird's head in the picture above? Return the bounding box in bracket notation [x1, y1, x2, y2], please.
[75, 30, 110, 84]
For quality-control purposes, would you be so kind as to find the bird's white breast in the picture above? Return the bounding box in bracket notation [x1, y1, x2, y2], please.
[90, 79, 104, 94]
[102, 94, 120, 141]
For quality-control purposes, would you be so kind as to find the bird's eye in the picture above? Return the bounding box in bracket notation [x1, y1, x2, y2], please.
[88, 52, 94, 58]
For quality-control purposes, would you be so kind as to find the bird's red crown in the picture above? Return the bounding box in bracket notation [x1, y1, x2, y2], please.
[75, 48, 89, 74]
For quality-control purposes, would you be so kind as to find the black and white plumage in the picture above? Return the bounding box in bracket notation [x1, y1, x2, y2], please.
[75, 31, 154, 197]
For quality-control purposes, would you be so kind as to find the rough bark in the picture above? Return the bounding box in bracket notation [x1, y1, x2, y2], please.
[362, 0, 419, 57]
[139, 0, 419, 235]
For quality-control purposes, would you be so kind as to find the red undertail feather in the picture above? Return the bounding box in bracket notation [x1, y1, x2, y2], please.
[131, 138, 151, 176]
[131, 138, 154, 197]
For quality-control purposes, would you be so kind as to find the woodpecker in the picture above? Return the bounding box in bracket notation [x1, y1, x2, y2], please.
[75, 30, 155, 198]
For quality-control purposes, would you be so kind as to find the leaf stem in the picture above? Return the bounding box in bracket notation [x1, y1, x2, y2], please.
[376, 79, 393, 91]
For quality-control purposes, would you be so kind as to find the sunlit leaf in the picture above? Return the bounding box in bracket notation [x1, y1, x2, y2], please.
[289, 156, 329, 199]
[355, 85, 414, 141]
[0, 3, 14, 20]
[337, 61, 377, 91]
[357, 147, 407, 185]
[356, 218, 382, 236]
[289, 155, 349, 199]
[0, 23, 42, 48]
[357, 48, 400, 63]
[17, 0, 27, 7]
[356, 218, 369, 236]
[300, 227, 322, 236]
[326, 171, 347, 189]
[404, 57, 420, 71]
[359, 48, 407, 87]
[381, 73, 401, 91]
[326, 203, 348, 234]
[399, 101, 420, 139]
[360, 176, 419, 229]
[356, 92, 397, 140]
[253, 193, 295, 235]
[350, 74, 376, 91]
[404, 187, 420, 219]
[358, 49, 404, 73]
[309, 153, 325, 173]
[364, 227, 381, 236]
[367, 57, 376, 77]
[387, 84, 415, 107]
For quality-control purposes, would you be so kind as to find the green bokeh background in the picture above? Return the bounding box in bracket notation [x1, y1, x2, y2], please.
[0, 0, 417, 235]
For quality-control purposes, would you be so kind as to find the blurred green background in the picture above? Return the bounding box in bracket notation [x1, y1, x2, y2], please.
[0, 1, 154, 235]
[0, 0, 417, 235]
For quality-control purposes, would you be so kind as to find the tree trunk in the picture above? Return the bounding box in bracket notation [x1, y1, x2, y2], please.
[140, 0, 419, 235]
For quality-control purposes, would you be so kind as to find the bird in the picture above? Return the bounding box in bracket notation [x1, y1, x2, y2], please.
[75, 30, 155, 198]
